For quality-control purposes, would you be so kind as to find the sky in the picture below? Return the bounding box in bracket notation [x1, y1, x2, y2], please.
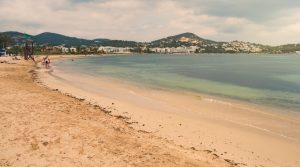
[0, 0, 300, 45]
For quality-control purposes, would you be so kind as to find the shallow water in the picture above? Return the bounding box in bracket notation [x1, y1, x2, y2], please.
[54, 54, 300, 112]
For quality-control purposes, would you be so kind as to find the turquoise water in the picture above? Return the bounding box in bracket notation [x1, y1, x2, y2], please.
[54, 54, 300, 112]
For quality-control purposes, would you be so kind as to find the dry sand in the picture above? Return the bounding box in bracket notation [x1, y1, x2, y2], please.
[37, 55, 300, 167]
[0, 56, 229, 167]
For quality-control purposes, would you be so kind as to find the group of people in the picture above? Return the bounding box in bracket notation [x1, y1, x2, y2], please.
[42, 56, 51, 69]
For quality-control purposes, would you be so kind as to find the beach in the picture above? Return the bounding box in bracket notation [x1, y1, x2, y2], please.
[0, 56, 229, 167]
[39, 55, 300, 167]
[2, 0, 300, 166]
[1, 55, 300, 167]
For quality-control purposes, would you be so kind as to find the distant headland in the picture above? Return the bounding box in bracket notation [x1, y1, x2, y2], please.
[0, 31, 299, 55]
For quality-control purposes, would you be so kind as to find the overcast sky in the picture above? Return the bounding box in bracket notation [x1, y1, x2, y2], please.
[1, 0, 300, 45]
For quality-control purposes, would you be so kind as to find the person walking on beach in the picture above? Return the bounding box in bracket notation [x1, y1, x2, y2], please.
[44, 56, 50, 69]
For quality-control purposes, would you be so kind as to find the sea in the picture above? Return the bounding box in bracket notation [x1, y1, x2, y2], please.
[53, 53, 300, 112]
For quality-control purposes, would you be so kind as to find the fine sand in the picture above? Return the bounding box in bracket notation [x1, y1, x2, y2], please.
[38, 55, 300, 167]
[0, 56, 229, 167]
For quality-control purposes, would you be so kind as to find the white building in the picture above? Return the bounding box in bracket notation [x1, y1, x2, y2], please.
[69, 47, 77, 53]
[116, 47, 131, 53]
[178, 37, 190, 43]
[224, 47, 236, 52]
[150, 47, 166, 53]
[150, 46, 199, 54]
[62, 47, 69, 53]
[54, 46, 69, 53]
[187, 46, 199, 53]
[98, 46, 132, 54]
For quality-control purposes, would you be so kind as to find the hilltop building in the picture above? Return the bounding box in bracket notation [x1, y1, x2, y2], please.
[222, 41, 262, 53]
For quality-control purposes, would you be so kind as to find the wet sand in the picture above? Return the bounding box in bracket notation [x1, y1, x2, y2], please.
[0, 56, 229, 167]
[38, 55, 300, 167]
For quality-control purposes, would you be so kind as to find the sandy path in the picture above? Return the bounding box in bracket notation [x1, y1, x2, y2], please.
[0, 58, 228, 166]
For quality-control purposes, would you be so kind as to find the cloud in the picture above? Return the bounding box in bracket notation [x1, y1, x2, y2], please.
[0, 0, 299, 45]
[176, 0, 300, 22]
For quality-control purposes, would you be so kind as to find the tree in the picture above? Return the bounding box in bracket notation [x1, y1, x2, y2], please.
[8, 46, 22, 55]
[76, 46, 81, 54]
[0, 34, 12, 48]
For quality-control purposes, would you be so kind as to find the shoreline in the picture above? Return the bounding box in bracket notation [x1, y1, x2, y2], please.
[0, 56, 232, 166]
[52, 53, 300, 114]
[38, 56, 300, 167]
[81, 72, 300, 118]
[50, 55, 300, 124]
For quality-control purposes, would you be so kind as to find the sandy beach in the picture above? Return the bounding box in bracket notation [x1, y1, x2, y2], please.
[37, 55, 300, 167]
[2, 0, 300, 166]
[0, 56, 230, 167]
[1, 55, 300, 167]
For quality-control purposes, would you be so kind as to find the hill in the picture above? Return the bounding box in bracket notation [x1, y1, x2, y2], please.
[150, 32, 220, 48]
[2, 31, 31, 45]
[1, 31, 299, 53]
[32, 32, 93, 46]
[1, 31, 138, 47]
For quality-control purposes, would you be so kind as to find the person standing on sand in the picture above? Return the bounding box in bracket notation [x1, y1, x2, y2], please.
[42, 56, 46, 65]
[44, 56, 50, 69]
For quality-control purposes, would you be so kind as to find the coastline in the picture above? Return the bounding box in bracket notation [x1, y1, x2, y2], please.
[0, 56, 231, 167]
[38, 55, 300, 167]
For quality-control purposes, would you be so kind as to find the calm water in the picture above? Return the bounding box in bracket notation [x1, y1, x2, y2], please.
[54, 54, 300, 112]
